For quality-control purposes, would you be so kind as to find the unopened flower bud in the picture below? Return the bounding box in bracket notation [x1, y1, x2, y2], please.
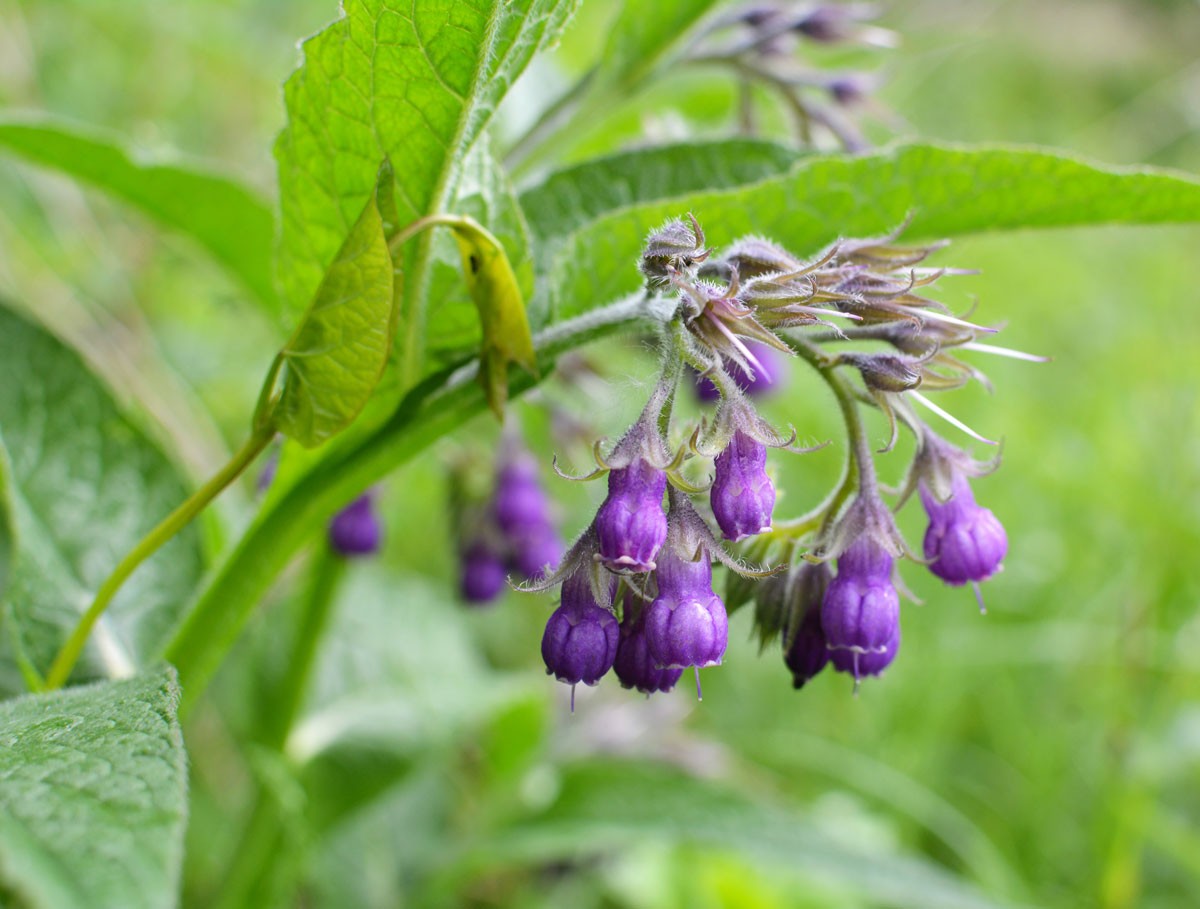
[595, 458, 668, 572]
[460, 542, 507, 604]
[781, 562, 832, 688]
[711, 430, 775, 542]
[920, 475, 1007, 585]
[328, 494, 382, 556]
[614, 599, 683, 694]
[639, 214, 709, 286]
[541, 570, 619, 686]
[841, 352, 923, 393]
[821, 535, 900, 655]
[645, 537, 728, 669]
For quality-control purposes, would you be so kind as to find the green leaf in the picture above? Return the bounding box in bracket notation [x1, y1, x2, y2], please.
[0, 441, 13, 605]
[540, 142, 1200, 324]
[271, 162, 399, 448]
[596, 0, 725, 92]
[274, 0, 579, 325]
[0, 306, 203, 695]
[0, 116, 276, 311]
[0, 665, 187, 909]
[463, 760, 1003, 909]
[519, 138, 799, 277]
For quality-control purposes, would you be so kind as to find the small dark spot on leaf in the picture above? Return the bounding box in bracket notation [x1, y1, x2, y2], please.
[469, 254, 480, 274]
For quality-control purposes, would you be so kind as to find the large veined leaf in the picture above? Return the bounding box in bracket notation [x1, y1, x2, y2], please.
[539, 142, 1200, 323]
[271, 162, 399, 448]
[274, 0, 579, 326]
[458, 760, 1003, 909]
[0, 306, 203, 695]
[519, 138, 798, 244]
[0, 666, 187, 909]
[0, 117, 276, 310]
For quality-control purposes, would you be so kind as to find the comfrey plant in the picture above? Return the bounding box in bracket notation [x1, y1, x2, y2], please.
[521, 214, 1046, 700]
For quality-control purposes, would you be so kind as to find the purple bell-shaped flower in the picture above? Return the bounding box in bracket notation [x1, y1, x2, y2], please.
[614, 598, 683, 695]
[493, 446, 563, 580]
[821, 535, 900, 657]
[328, 493, 382, 556]
[920, 474, 1007, 588]
[711, 430, 776, 541]
[541, 570, 619, 705]
[644, 501, 729, 676]
[595, 457, 668, 572]
[694, 341, 784, 401]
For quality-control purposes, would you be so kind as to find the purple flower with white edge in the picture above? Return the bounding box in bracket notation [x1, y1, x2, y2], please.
[328, 493, 382, 556]
[460, 542, 507, 604]
[821, 534, 900, 657]
[920, 473, 1007, 589]
[781, 562, 832, 689]
[644, 489, 751, 696]
[711, 430, 775, 542]
[595, 458, 668, 572]
[541, 568, 619, 708]
[614, 593, 683, 695]
[830, 626, 900, 681]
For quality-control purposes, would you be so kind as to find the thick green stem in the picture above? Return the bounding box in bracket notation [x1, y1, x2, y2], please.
[264, 545, 345, 750]
[163, 293, 655, 713]
[44, 422, 274, 690]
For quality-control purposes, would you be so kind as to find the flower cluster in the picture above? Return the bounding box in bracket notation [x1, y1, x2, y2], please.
[455, 437, 564, 604]
[512, 213, 1038, 705]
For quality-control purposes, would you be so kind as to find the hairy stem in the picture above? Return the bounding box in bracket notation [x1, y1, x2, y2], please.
[44, 422, 274, 690]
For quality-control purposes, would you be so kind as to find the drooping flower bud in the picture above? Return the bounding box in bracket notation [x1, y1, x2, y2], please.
[920, 474, 1007, 586]
[644, 494, 729, 671]
[839, 351, 923, 393]
[460, 541, 507, 604]
[595, 457, 668, 572]
[614, 596, 683, 695]
[830, 627, 900, 680]
[711, 430, 775, 542]
[821, 535, 900, 656]
[694, 341, 784, 401]
[781, 562, 832, 689]
[541, 569, 619, 688]
[328, 494, 382, 556]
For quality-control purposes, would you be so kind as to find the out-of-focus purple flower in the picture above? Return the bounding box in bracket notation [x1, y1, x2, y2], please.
[695, 341, 784, 401]
[920, 474, 1007, 586]
[595, 458, 668, 572]
[645, 534, 728, 670]
[711, 430, 775, 541]
[257, 448, 279, 493]
[614, 601, 683, 695]
[493, 447, 563, 580]
[460, 542, 507, 604]
[830, 627, 900, 680]
[541, 570, 619, 688]
[821, 535, 899, 656]
[782, 563, 832, 689]
[328, 494, 382, 557]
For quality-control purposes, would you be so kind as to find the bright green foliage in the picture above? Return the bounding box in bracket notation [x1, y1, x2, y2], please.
[0, 445, 12, 604]
[0, 308, 203, 695]
[274, 0, 579, 320]
[272, 163, 400, 448]
[0, 666, 187, 909]
[597, 0, 725, 91]
[540, 142, 1200, 322]
[520, 138, 798, 247]
[0, 118, 275, 310]
[466, 760, 1003, 909]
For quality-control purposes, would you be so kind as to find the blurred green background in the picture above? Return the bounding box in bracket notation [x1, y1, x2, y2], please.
[2, 0, 1199, 906]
